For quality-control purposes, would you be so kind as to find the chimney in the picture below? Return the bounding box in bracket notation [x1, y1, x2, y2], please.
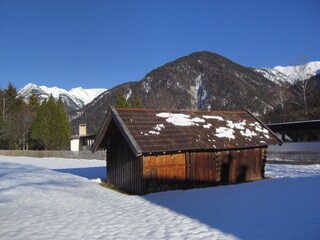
[79, 124, 87, 136]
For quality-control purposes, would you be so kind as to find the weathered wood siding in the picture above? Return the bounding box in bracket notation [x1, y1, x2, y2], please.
[143, 153, 186, 191]
[106, 122, 144, 194]
[186, 152, 221, 184]
[221, 148, 265, 183]
[186, 148, 265, 186]
[141, 147, 266, 193]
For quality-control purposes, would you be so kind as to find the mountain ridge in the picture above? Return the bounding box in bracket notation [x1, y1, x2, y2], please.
[71, 51, 278, 134]
[73, 52, 319, 134]
[16, 52, 319, 135]
[18, 83, 107, 112]
[253, 61, 320, 83]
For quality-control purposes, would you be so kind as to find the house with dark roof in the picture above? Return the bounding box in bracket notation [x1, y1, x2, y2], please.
[92, 107, 282, 194]
[70, 124, 96, 151]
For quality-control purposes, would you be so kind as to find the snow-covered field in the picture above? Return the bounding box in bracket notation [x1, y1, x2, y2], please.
[1, 156, 320, 240]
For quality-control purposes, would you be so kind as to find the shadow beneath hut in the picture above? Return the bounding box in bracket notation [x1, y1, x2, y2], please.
[55, 167, 106, 182]
[143, 176, 320, 240]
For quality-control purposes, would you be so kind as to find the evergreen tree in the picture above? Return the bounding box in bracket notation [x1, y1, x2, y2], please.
[5, 83, 19, 113]
[5, 83, 18, 99]
[115, 92, 143, 108]
[56, 97, 70, 148]
[131, 95, 142, 108]
[31, 99, 50, 149]
[115, 91, 130, 108]
[0, 84, 70, 150]
[31, 95, 70, 150]
[28, 92, 40, 113]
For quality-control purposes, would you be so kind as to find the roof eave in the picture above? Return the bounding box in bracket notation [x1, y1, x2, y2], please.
[246, 110, 283, 145]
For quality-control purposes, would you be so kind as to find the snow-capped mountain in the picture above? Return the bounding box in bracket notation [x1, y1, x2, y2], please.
[253, 61, 320, 83]
[72, 51, 277, 134]
[18, 83, 107, 111]
[71, 52, 320, 134]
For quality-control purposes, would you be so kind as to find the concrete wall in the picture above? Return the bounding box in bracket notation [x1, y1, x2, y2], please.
[0, 150, 106, 160]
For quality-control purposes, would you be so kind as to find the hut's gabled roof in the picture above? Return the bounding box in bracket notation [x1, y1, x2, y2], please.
[92, 107, 282, 156]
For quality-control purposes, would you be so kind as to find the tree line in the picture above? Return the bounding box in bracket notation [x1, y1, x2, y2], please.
[0, 83, 70, 150]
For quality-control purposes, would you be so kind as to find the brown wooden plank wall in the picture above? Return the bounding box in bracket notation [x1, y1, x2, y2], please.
[107, 122, 144, 194]
[187, 148, 266, 185]
[221, 148, 265, 183]
[143, 153, 186, 190]
[188, 152, 217, 183]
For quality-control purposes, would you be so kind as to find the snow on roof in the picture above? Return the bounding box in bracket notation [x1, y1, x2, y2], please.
[94, 108, 282, 154]
[156, 112, 205, 126]
[155, 112, 270, 141]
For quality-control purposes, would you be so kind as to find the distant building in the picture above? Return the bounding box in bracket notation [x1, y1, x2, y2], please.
[92, 107, 282, 194]
[70, 124, 96, 151]
[268, 120, 320, 142]
[79, 124, 87, 136]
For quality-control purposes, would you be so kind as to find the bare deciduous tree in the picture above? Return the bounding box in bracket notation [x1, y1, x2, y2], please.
[272, 82, 291, 112]
[291, 60, 313, 119]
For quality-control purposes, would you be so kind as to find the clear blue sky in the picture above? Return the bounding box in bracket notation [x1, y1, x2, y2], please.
[0, 0, 319, 90]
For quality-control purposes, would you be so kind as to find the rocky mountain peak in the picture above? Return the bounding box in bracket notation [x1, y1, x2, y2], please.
[71, 51, 277, 134]
[18, 83, 107, 113]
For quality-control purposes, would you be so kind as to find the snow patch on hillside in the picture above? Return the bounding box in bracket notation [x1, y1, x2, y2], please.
[253, 68, 289, 83]
[189, 74, 207, 109]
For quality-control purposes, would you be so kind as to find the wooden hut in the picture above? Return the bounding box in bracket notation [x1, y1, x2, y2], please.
[92, 107, 282, 194]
